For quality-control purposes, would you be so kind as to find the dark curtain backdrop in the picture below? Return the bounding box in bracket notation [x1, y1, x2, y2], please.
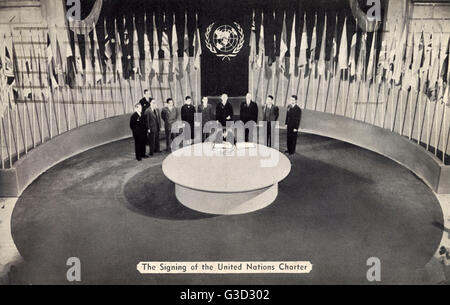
[70, 0, 386, 94]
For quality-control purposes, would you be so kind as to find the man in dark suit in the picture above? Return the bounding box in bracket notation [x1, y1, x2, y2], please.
[240, 93, 258, 142]
[198, 96, 214, 142]
[130, 103, 147, 161]
[145, 98, 161, 155]
[181, 96, 196, 142]
[216, 93, 234, 128]
[263, 95, 279, 147]
[285, 95, 302, 155]
[161, 98, 179, 152]
[139, 89, 151, 114]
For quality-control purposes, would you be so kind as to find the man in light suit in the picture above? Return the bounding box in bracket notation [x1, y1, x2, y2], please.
[145, 98, 162, 156]
[285, 95, 302, 155]
[240, 93, 258, 142]
[161, 98, 179, 152]
[262, 95, 279, 147]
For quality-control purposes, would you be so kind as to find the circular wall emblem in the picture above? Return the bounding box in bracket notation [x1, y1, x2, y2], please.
[205, 22, 245, 61]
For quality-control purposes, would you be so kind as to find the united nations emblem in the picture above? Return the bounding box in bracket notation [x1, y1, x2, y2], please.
[205, 22, 245, 61]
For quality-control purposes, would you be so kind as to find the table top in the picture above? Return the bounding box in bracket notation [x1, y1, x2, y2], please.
[162, 143, 291, 193]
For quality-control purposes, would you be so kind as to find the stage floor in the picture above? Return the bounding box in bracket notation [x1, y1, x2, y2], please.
[9, 133, 444, 284]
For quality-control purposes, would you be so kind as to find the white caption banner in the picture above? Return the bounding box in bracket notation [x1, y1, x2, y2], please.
[137, 261, 313, 274]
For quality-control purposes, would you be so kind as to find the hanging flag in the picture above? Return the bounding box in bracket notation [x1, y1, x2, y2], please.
[143, 13, 152, 78]
[289, 12, 296, 75]
[366, 25, 378, 82]
[348, 32, 357, 78]
[72, 26, 84, 85]
[171, 13, 179, 76]
[55, 37, 66, 86]
[279, 12, 288, 73]
[317, 14, 327, 76]
[46, 33, 59, 89]
[376, 23, 389, 84]
[298, 13, 308, 69]
[411, 29, 424, 92]
[123, 17, 132, 79]
[104, 19, 114, 84]
[161, 14, 171, 75]
[437, 36, 449, 102]
[256, 12, 265, 69]
[402, 31, 414, 91]
[427, 33, 441, 100]
[92, 22, 103, 84]
[114, 18, 123, 80]
[84, 28, 95, 86]
[151, 13, 160, 75]
[356, 31, 367, 81]
[310, 13, 318, 68]
[193, 13, 202, 71]
[328, 14, 338, 75]
[132, 16, 141, 77]
[338, 17, 348, 70]
[183, 12, 190, 72]
[249, 11, 257, 70]
[392, 23, 407, 86]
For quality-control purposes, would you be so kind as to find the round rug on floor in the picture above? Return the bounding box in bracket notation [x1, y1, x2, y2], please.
[10, 134, 444, 284]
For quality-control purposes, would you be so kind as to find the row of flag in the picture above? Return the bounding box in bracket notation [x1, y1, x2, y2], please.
[249, 11, 449, 103]
[0, 11, 203, 107]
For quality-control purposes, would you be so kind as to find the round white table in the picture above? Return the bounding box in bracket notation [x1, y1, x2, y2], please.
[162, 143, 291, 215]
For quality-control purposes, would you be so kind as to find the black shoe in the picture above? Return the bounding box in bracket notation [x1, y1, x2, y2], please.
[149, 153, 154, 156]
[155, 150, 162, 153]
[137, 158, 142, 161]
[284, 150, 289, 154]
[142, 155, 149, 159]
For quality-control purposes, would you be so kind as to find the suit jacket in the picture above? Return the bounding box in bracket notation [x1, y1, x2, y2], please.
[139, 98, 151, 114]
[198, 104, 214, 125]
[240, 101, 258, 123]
[145, 108, 161, 133]
[161, 106, 179, 130]
[263, 104, 279, 122]
[130, 112, 147, 135]
[181, 104, 196, 126]
[216, 102, 234, 127]
[285, 104, 302, 130]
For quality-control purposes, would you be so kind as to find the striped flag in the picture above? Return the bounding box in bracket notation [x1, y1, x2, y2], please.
[161, 14, 171, 75]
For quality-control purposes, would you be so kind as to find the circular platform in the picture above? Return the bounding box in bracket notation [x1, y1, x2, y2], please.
[162, 143, 291, 215]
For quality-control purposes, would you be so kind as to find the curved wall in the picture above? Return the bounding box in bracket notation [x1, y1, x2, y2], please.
[0, 110, 449, 197]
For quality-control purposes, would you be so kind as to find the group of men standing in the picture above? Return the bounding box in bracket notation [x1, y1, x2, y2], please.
[130, 90, 302, 161]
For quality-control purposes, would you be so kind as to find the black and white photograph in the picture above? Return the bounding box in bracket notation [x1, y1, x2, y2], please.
[0, 0, 449, 291]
